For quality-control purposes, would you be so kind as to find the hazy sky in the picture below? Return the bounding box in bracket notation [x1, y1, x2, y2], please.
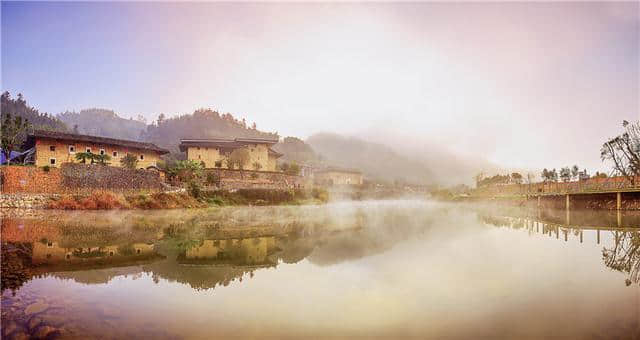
[2, 2, 638, 172]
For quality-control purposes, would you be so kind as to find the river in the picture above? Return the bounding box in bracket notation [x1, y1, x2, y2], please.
[1, 200, 639, 339]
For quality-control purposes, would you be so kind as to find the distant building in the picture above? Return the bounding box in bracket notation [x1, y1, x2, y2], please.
[179, 137, 282, 171]
[314, 167, 363, 186]
[26, 130, 169, 169]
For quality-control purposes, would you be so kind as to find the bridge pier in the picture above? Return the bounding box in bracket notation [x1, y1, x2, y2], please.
[566, 194, 570, 211]
[617, 192, 621, 210]
[597, 230, 600, 244]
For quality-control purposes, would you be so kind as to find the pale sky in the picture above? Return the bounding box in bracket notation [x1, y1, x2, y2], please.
[2, 2, 639, 172]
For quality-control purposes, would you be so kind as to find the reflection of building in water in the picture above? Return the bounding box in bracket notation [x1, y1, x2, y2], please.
[2, 241, 162, 293]
[32, 242, 154, 265]
[181, 237, 277, 266]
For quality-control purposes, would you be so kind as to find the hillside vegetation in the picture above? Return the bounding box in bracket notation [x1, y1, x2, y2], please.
[140, 109, 278, 153]
[58, 109, 147, 141]
[1, 92, 68, 132]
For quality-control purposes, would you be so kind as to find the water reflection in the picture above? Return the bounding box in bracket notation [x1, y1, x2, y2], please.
[1, 202, 639, 339]
[478, 207, 640, 287]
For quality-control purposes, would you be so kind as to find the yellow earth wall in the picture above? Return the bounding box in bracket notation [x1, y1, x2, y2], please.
[35, 138, 161, 169]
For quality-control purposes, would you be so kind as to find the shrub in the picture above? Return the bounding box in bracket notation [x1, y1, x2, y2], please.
[188, 181, 202, 199]
[42, 165, 50, 172]
[206, 172, 220, 186]
[312, 187, 329, 202]
[48, 191, 126, 210]
[120, 154, 139, 169]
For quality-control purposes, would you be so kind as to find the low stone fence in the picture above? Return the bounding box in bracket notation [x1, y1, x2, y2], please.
[0, 193, 58, 209]
[1, 164, 165, 195]
[60, 163, 164, 192]
[204, 168, 308, 190]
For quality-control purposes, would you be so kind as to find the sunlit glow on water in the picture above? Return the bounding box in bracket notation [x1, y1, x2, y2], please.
[2, 201, 639, 338]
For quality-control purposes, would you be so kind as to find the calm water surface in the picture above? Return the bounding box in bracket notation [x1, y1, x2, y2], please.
[1, 201, 639, 339]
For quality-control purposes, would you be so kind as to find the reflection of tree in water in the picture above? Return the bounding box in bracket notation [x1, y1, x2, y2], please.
[478, 209, 640, 287]
[1, 243, 34, 294]
[602, 231, 640, 286]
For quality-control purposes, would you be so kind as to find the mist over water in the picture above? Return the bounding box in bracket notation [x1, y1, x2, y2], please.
[2, 201, 639, 339]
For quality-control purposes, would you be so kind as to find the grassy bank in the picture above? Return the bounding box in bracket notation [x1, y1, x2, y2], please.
[194, 188, 329, 206]
[45, 187, 329, 210]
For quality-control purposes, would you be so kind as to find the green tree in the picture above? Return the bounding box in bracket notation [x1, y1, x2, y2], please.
[1, 113, 32, 164]
[541, 168, 550, 182]
[571, 165, 579, 180]
[286, 162, 301, 175]
[94, 154, 112, 165]
[280, 162, 290, 172]
[550, 168, 559, 182]
[560, 167, 572, 182]
[120, 154, 139, 169]
[75, 152, 94, 164]
[511, 172, 523, 184]
[601, 121, 640, 185]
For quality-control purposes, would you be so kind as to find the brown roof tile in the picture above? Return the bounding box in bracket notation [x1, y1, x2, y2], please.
[28, 130, 170, 154]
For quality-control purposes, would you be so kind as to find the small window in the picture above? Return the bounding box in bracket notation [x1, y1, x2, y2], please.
[198, 155, 201, 159]
[65, 254, 71, 260]
[109, 251, 114, 256]
[136, 249, 141, 254]
[86, 148, 92, 153]
[49, 145, 56, 152]
[100, 149, 105, 155]
[112, 151, 118, 157]
[47, 242, 53, 247]
[50, 158, 56, 165]
[69, 145, 75, 153]
[197, 147, 200, 150]
[139, 154, 144, 160]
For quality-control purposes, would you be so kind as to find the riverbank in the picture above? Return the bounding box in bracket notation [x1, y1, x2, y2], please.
[0, 187, 329, 210]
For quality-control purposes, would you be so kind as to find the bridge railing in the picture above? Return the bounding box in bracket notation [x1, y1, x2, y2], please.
[477, 176, 640, 196]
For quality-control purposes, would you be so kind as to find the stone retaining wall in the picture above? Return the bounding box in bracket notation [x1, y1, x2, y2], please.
[205, 168, 308, 190]
[0, 166, 63, 194]
[1, 164, 165, 194]
[0, 193, 58, 209]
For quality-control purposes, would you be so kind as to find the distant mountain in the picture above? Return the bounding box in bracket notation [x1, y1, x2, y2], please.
[306, 132, 502, 186]
[140, 109, 278, 154]
[273, 136, 321, 165]
[1, 92, 68, 132]
[306, 133, 434, 184]
[58, 109, 147, 141]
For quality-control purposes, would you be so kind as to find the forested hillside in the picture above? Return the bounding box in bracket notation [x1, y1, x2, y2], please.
[141, 109, 278, 153]
[1, 92, 68, 132]
[58, 109, 147, 141]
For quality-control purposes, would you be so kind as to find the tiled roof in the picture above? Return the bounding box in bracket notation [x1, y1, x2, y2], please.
[179, 137, 279, 153]
[28, 130, 170, 154]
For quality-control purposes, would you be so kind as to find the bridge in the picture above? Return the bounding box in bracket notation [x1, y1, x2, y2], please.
[478, 176, 640, 211]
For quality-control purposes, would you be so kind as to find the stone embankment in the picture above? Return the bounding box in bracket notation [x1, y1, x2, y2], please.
[0, 194, 58, 209]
